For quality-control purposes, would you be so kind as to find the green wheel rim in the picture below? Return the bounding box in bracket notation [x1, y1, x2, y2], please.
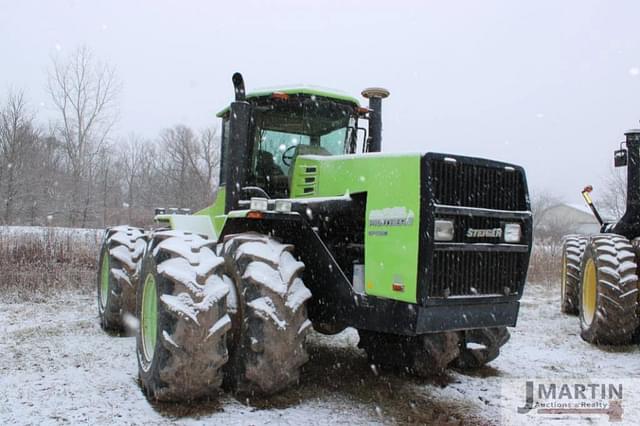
[100, 253, 110, 309]
[141, 273, 158, 363]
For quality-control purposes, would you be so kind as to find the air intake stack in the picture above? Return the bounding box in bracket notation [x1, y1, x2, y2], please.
[361, 87, 390, 153]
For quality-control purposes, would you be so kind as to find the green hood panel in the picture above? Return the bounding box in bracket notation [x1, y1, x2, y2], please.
[291, 154, 422, 303]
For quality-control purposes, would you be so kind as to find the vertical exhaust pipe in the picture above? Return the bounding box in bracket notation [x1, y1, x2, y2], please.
[225, 73, 252, 213]
[361, 87, 390, 153]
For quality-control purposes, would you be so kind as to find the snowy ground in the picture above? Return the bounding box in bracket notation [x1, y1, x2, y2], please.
[1, 282, 639, 425]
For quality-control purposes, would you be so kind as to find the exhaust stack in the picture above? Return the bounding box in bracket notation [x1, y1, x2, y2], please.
[361, 87, 390, 153]
[225, 73, 252, 213]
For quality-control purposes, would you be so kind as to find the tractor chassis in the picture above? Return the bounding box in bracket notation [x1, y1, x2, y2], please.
[221, 213, 521, 336]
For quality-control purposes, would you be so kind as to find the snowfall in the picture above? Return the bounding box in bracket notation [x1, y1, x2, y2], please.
[1, 231, 640, 424]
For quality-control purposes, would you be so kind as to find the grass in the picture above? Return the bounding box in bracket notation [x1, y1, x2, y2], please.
[0, 226, 103, 303]
[1, 225, 561, 303]
[527, 241, 562, 286]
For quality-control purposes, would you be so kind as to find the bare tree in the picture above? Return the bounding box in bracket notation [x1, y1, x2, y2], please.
[530, 189, 562, 238]
[47, 46, 121, 226]
[0, 90, 39, 224]
[190, 127, 219, 203]
[119, 134, 149, 223]
[600, 164, 626, 220]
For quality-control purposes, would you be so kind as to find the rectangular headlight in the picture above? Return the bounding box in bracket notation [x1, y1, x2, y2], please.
[504, 223, 521, 243]
[274, 199, 292, 213]
[249, 197, 269, 212]
[434, 220, 455, 241]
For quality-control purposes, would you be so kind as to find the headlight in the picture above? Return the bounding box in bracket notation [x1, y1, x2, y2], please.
[274, 199, 292, 213]
[434, 220, 455, 241]
[249, 197, 268, 212]
[504, 223, 522, 243]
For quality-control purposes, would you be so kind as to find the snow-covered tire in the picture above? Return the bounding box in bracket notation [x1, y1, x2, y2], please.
[579, 234, 639, 345]
[136, 230, 232, 401]
[358, 330, 460, 375]
[97, 226, 146, 332]
[560, 235, 586, 315]
[222, 233, 312, 396]
[454, 327, 510, 369]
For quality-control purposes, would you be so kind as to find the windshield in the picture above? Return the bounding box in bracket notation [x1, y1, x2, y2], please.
[252, 99, 354, 178]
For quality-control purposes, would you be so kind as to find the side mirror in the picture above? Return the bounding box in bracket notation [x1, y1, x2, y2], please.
[614, 149, 628, 167]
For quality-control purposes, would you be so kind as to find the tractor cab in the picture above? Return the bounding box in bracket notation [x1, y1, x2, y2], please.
[217, 86, 365, 199]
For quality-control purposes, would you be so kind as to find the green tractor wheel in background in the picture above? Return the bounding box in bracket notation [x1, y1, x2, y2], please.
[99, 253, 110, 312]
[97, 226, 147, 332]
[140, 273, 158, 364]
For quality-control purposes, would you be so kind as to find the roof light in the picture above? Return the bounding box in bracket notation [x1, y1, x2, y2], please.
[249, 197, 268, 212]
[274, 199, 292, 213]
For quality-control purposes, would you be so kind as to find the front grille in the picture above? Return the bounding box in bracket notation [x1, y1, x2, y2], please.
[429, 251, 525, 297]
[429, 158, 526, 210]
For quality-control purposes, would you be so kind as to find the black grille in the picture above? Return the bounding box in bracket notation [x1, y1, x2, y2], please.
[429, 158, 526, 211]
[429, 251, 525, 297]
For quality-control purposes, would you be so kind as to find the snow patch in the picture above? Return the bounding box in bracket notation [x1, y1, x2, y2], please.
[161, 293, 199, 325]
[247, 297, 287, 330]
[286, 278, 312, 312]
[208, 315, 231, 339]
[466, 342, 487, 350]
[243, 262, 286, 295]
[162, 330, 179, 348]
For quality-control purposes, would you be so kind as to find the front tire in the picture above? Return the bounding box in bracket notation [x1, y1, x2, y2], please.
[222, 233, 312, 396]
[358, 330, 461, 375]
[454, 327, 510, 369]
[136, 230, 232, 401]
[579, 234, 639, 344]
[97, 226, 146, 331]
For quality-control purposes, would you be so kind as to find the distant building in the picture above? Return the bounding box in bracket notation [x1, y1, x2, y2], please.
[537, 203, 611, 237]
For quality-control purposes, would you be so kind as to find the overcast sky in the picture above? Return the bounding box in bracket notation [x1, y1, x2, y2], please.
[3, 0, 640, 204]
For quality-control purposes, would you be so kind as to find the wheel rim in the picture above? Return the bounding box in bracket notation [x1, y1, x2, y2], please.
[561, 250, 567, 302]
[141, 273, 158, 363]
[100, 253, 110, 309]
[582, 258, 597, 325]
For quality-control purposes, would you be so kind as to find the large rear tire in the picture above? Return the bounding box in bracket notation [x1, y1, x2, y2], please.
[358, 330, 461, 375]
[222, 232, 312, 396]
[97, 226, 146, 332]
[560, 235, 586, 315]
[136, 230, 232, 401]
[579, 234, 639, 345]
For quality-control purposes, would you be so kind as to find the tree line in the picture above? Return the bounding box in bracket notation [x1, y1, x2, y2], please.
[0, 47, 219, 228]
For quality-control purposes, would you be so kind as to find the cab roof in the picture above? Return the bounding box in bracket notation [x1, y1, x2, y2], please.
[215, 85, 361, 118]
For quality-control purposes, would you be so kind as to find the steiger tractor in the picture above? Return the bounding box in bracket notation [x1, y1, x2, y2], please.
[97, 73, 533, 401]
[560, 128, 640, 344]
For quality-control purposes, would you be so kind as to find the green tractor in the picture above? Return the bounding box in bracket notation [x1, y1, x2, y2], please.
[560, 129, 640, 344]
[97, 73, 533, 401]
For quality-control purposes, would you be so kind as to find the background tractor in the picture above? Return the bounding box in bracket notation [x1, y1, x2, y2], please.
[97, 73, 533, 401]
[560, 129, 640, 344]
